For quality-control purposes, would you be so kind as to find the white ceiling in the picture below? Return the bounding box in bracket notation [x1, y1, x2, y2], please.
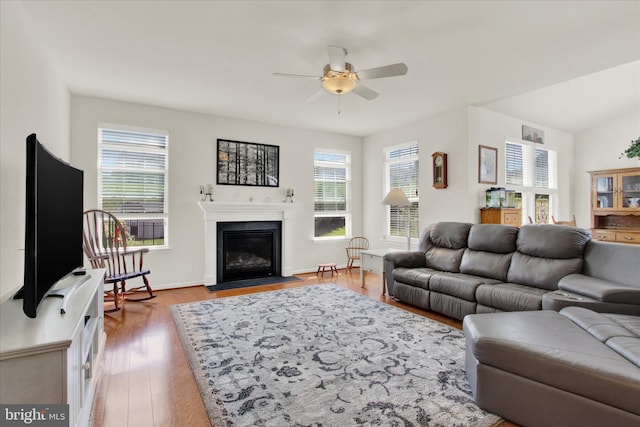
[19, 0, 640, 137]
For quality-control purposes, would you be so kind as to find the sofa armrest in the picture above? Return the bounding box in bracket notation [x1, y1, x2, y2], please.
[383, 251, 426, 269]
[558, 274, 640, 304]
[383, 251, 425, 297]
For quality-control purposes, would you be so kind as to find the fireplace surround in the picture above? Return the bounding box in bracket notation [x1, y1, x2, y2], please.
[199, 201, 298, 286]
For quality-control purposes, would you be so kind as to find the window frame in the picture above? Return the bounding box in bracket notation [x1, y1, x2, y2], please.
[383, 141, 420, 243]
[505, 138, 557, 225]
[97, 123, 170, 250]
[313, 148, 352, 240]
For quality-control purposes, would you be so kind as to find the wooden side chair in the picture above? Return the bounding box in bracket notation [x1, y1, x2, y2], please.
[552, 215, 577, 226]
[83, 209, 156, 311]
[345, 237, 369, 271]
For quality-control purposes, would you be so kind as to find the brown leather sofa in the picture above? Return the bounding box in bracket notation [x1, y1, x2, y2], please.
[383, 222, 640, 320]
[463, 307, 640, 426]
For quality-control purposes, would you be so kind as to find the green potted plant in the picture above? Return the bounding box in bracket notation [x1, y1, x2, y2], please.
[620, 137, 640, 159]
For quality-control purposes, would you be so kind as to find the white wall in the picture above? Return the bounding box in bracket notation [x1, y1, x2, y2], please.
[362, 105, 576, 246]
[70, 95, 362, 289]
[362, 107, 470, 248]
[0, 2, 70, 299]
[468, 106, 575, 224]
[573, 108, 640, 228]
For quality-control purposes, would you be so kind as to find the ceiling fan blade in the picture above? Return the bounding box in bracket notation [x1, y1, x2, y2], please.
[272, 72, 321, 79]
[353, 83, 379, 100]
[305, 87, 326, 103]
[327, 45, 347, 72]
[356, 63, 408, 80]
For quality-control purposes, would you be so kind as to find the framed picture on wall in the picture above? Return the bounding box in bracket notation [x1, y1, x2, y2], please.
[478, 145, 498, 184]
[217, 139, 279, 187]
[522, 125, 544, 144]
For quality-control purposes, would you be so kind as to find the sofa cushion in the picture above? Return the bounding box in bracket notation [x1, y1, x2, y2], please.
[467, 224, 519, 254]
[417, 222, 471, 273]
[560, 306, 638, 342]
[507, 253, 583, 290]
[559, 274, 640, 304]
[505, 225, 590, 290]
[606, 313, 640, 336]
[430, 293, 476, 320]
[392, 267, 436, 289]
[463, 310, 640, 416]
[607, 337, 640, 368]
[424, 247, 466, 273]
[426, 222, 472, 250]
[460, 250, 513, 282]
[429, 272, 500, 301]
[475, 282, 546, 311]
[560, 307, 640, 368]
[393, 283, 430, 311]
[516, 224, 591, 259]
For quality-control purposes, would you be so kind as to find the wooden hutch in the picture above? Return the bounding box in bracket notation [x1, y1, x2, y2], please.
[589, 167, 640, 244]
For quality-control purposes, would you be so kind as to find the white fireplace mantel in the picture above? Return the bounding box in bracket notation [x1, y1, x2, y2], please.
[198, 201, 299, 285]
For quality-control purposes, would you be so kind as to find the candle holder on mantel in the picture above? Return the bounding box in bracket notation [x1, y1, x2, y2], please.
[200, 184, 214, 202]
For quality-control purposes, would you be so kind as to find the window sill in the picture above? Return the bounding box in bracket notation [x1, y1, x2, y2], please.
[133, 245, 171, 252]
[313, 237, 350, 244]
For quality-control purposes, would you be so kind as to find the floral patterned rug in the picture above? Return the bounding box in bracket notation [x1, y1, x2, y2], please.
[171, 284, 501, 426]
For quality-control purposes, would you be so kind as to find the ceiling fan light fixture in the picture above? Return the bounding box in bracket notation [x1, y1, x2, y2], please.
[322, 63, 357, 95]
[274, 48, 406, 102]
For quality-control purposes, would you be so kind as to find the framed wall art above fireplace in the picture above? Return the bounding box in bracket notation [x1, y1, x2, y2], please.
[217, 139, 280, 187]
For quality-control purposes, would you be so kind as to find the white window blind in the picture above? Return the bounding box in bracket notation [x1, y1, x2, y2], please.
[98, 127, 169, 248]
[505, 140, 556, 224]
[505, 142, 524, 186]
[384, 143, 419, 239]
[314, 150, 351, 238]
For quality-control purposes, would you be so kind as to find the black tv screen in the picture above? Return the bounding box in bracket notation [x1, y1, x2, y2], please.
[14, 134, 84, 318]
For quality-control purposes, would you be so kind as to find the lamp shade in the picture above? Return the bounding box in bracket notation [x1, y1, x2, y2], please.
[382, 188, 411, 206]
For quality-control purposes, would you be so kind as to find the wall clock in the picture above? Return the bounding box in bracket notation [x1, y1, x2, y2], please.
[432, 152, 448, 189]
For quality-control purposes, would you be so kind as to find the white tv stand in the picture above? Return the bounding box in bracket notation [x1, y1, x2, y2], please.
[0, 269, 106, 427]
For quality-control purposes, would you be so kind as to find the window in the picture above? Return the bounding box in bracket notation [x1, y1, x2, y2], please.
[505, 140, 556, 224]
[98, 126, 169, 248]
[314, 150, 351, 238]
[384, 143, 419, 239]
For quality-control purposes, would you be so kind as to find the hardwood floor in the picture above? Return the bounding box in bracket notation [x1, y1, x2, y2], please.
[91, 270, 515, 427]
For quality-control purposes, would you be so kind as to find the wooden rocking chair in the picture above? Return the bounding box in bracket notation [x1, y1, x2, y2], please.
[345, 237, 369, 271]
[83, 209, 155, 311]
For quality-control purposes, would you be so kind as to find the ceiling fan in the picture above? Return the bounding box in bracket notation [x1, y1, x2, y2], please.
[273, 45, 408, 101]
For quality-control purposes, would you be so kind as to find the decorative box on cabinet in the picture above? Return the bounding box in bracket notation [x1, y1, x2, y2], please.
[480, 208, 522, 227]
[589, 167, 640, 244]
[0, 269, 106, 427]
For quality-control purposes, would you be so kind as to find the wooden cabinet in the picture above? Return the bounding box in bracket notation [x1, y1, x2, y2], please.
[0, 270, 106, 427]
[589, 167, 640, 244]
[480, 208, 522, 227]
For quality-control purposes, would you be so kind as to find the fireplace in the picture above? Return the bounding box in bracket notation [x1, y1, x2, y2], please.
[217, 221, 282, 283]
[199, 201, 298, 286]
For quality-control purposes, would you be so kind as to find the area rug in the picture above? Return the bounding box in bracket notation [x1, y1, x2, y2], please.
[205, 275, 302, 292]
[171, 284, 501, 426]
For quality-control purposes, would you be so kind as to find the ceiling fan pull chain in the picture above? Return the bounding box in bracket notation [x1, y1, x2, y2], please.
[338, 94, 341, 115]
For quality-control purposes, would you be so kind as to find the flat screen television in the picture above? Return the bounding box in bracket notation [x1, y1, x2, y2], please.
[13, 134, 84, 318]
